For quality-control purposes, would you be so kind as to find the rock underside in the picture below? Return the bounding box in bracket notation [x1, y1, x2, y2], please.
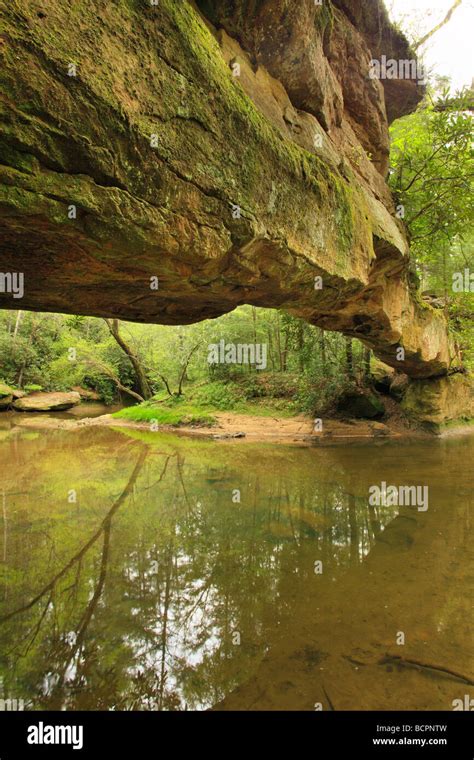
[0, 0, 468, 412]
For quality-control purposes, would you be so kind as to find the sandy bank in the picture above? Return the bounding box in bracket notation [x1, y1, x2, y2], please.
[6, 410, 445, 445]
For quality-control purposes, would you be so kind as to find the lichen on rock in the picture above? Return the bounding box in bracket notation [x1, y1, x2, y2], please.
[0, 0, 461, 383]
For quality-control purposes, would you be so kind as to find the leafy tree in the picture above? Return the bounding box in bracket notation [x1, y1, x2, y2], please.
[389, 87, 474, 367]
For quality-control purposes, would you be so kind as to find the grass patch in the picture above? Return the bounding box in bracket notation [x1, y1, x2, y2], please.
[112, 376, 313, 426]
[112, 402, 216, 427]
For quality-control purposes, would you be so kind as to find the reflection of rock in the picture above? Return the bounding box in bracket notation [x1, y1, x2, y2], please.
[0, 382, 13, 408]
[13, 391, 81, 412]
[337, 389, 385, 419]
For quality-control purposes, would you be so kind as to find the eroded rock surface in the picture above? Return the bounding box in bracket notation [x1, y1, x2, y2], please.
[12, 391, 81, 412]
[402, 375, 474, 428]
[0, 0, 458, 378]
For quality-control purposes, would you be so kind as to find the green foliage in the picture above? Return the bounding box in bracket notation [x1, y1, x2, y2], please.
[113, 402, 216, 427]
[389, 87, 474, 368]
[0, 303, 381, 418]
[191, 381, 243, 410]
[390, 90, 473, 265]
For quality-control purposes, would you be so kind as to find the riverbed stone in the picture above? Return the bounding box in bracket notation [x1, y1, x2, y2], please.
[12, 391, 81, 412]
[72, 386, 101, 401]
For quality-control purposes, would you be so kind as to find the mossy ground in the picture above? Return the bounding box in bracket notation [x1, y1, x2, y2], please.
[112, 378, 300, 426]
[113, 403, 216, 427]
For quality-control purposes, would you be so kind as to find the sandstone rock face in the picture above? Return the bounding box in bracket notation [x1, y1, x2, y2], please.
[389, 373, 410, 401]
[370, 358, 395, 392]
[332, 0, 424, 123]
[0, 0, 457, 378]
[402, 375, 474, 427]
[12, 391, 81, 412]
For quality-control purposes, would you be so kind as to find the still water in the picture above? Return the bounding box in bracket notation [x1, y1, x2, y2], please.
[0, 421, 472, 710]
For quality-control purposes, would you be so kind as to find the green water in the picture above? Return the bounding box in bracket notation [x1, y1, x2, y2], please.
[0, 423, 472, 710]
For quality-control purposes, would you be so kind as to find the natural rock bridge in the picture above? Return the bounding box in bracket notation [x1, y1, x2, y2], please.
[0, 0, 461, 382]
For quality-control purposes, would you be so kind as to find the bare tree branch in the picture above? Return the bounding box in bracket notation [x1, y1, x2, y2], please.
[83, 356, 145, 403]
[413, 0, 463, 50]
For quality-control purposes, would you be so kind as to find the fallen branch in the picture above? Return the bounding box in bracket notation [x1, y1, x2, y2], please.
[381, 654, 474, 685]
[322, 683, 335, 711]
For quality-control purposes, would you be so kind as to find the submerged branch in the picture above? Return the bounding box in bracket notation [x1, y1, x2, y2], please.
[381, 654, 474, 685]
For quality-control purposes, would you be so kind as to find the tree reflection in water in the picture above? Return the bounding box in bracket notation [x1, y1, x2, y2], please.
[0, 428, 472, 710]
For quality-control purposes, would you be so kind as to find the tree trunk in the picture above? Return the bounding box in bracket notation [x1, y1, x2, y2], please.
[275, 312, 283, 372]
[345, 338, 354, 378]
[105, 319, 152, 400]
[176, 343, 200, 396]
[297, 321, 304, 372]
[320, 329, 326, 371]
[12, 310, 23, 342]
[364, 347, 371, 381]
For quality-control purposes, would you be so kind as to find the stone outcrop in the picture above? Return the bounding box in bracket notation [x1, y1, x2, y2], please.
[0, 382, 13, 408]
[370, 357, 395, 392]
[12, 391, 81, 412]
[72, 385, 101, 401]
[402, 375, 474, 428]
[389, 373, 410, 402]
[0, 0, 459, 378]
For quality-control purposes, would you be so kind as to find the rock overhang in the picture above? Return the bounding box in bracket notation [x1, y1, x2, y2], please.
[0, 0, 456, 378]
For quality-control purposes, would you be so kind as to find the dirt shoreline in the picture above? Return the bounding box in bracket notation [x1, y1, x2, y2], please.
[5, 409, 463, 445]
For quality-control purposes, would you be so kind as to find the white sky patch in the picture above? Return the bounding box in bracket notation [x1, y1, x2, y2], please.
[388, 0, 474, 91]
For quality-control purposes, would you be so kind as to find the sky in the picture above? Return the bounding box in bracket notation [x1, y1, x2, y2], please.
[388, 0, 473, 91]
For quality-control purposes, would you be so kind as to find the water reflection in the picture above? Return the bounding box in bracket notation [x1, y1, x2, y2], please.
[0, 426, 472, 710]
